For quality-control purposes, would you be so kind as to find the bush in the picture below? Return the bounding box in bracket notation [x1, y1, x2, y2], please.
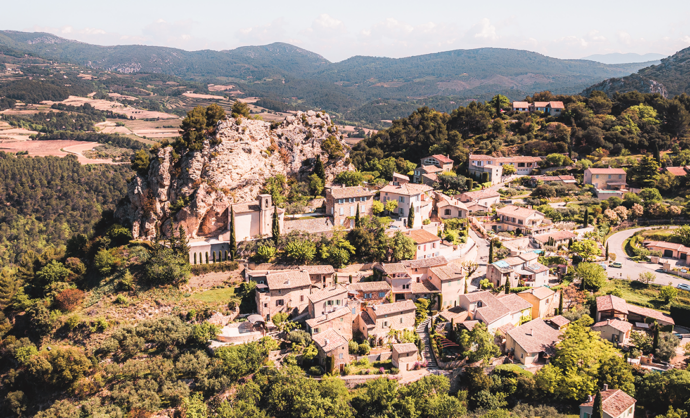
[114, 294, 129, 305]
[190, 261, 239, 276]
[54, 289, 85, 312]
[348, 340, 358, 354]
[358, 342, 371, 355]
[390, 367, 400, 375]
[287, 330, 312, 347]
[308, 366, 323, 376]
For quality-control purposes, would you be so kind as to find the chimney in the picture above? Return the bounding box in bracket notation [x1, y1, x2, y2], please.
[587, 395, 593, 403]
[324, 338, 329, 346]
[606, 319, 610, 325]
[603, 384, 608, 391]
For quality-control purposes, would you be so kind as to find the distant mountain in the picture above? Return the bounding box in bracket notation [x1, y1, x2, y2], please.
[583, 47, 690, 98]
[581, 52, 665, 64]
[0, 30, 659, 123]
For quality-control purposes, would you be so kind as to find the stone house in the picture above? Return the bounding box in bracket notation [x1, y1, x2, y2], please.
[375, 262, 440, 303]
[308, 286, 349, 318]
[469, 155, 542, 176]
[584, 167, 628, 199]
[457, 189, 501, 210]
[405, 228, 442, 260]
[392, 343, 419, 371]
[300, 265, 336, 288]
[518, 287, 559, 319]
[579, 386, 636, 418]
[348, 281, 392, 304]
[414, 155, 454, 185]
[325, 185, 375, 228]
[505, 318, 562, 366]
[436, 193, 469, 219]
[532, 230, 577, 248]
[495, 205, 553, 235]
[255, 270, 312, 321]
[457, 291, 532, 334]
[379, 175, 433, 227]
[486, 252, 551, 288]
[312, 328, 350, 373]
[530, 101, 564, 116]
[643, 240, 690, 260]
[402, 256, 450, 280]
[548, 315, 570, 331]
[595, 294, 674, 328]
[356, 300, 417, 340]
[305, 306, 353, 339]
[427, 265, 466, 310]
[592, 319, 632, 346]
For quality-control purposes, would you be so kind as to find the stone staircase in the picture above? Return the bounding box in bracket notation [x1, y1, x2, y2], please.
[416, 317, 439, 371]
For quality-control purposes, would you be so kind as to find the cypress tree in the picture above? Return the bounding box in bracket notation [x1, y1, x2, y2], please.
[229, 207, 237, 261]
[558, 290, 564, 315]
[605, 243, 609, 260]
[591, 390, 604, 418]
[464, 275, 469, 294]
[355, 204, 361, 228]
[505, 280, 511, 294]
[314, 155, 325, 182]
[489, 240, 494, 264]
[408, 203, 415, 228]
[654, 144, 661, 164]
[272, 205, 280, 246]
[568, 238, 573, 248]
[584, 208, 589, 227]
[653, 323, 660, 352]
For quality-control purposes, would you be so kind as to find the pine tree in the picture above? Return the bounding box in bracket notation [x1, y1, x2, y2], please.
[584, 208, 589, 227]
[489, 240, 494, 263]
[272, 205, 280, 246]
[229, 207, 237, 261]
[355, 204, 361, 228]
[591, 390, 604, 418]
[558, 290, 564, 315]
[408, 204, 415, 228]
[0, 270, 20, 310]
[314, 155, 325, 182]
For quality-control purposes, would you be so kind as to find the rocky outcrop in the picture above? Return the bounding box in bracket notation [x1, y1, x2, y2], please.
[582, 74, 668, 98]
[116, 111, 353, 240]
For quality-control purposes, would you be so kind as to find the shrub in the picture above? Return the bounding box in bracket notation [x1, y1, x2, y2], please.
[55, 289, 85, 312]
[114, 294, 129, 305]
[358, 342, 371, 355]
[308, 366, 323, 376]
[94, 249, 117, 276]
[190, 261, 239, 276]
[287, 330, 312, 347]
[348, 340, 358, 354]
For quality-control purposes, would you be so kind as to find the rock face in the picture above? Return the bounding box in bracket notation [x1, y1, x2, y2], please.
[116, 111, 353, 240]
[582, 74, 668, 98]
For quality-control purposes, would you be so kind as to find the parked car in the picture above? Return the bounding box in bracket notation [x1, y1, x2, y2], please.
[677, 283, 690, 292]
[609, 262, 622, 268]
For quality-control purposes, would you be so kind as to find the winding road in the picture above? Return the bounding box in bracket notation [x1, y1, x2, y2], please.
[605, 226, 688, 287]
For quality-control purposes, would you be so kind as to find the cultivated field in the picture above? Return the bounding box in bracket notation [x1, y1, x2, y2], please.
[43, 96, 180, 120]
[96, 119, 181, 139]
[0, 121, 38, 141]
[0, 140, 121, 164]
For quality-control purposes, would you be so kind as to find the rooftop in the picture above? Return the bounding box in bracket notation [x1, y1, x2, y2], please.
[380, 182, 433, 196]
[457, 188, 501, 201]
[305, 306, 350, 329]
[627, 304, 675, 325]
[265, 271, 311, 290]
[548, 315, 570, 328]
[284, 217, 333, 234]
[328, 186, 375, 199]
[430, 265, 464, 281]
[405, 228, 441, 244]
[308, 286, 348, 304]
[369, 300, 416, 317]
[586, 167, 627, 175]
[520, 286, 555, 300]
[376, 263, 408, 275]
[592, 319, 633, 334]
[580, 389, 636, 417]
[596, 295, 629, 314]
[349, 281, 391, 292]
[430, 154, 454, 164]
[392, 342, 419, 355]
[497, 205, 541, 219]
[312, 328, 348, 353]
[496, 293, 532, 313]
[402, 256, 449, 269]
[507, 318, 562, 354]
[533, 230, 577, 244]
[664, 166, 690, 176]
[300, 265, 335, 275]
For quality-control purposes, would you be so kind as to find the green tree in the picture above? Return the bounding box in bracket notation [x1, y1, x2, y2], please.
[638, 271, 656, 285]
[372, 200, 384, 215]
[322, 135, 345, 159]
[632, 156, 660, 188]
[489, 240, 494, 263]
[180, 106, 208, 151]
[502, 164, 516, 176]
[385, 199, 399, 215]
[458, 322, 500, 363]
[591, 390, 604, 418]
[639, 187, 662, 203]
[229, 207, 237, 261]
[407, 204, 415, 228]
[308, 173, 324, 196]
[231, 101, 250, 118]
[570, 239, 602, 262]
[35, 260, 71, 288]
[131, 149, 151, 175]
[389, 231, 416, 262]
[181, 392, 209, 418]
[285, 239, 316, 264]
[660, 285, 679, 303]
[355, 205, 361, 228]
[314, 155, 326, 182]
[261, 174, 287, 206]
[144, 245, 191, 286]
[272, 205, 280, 246]
[489, 94, 510, 116]
[575, 262, 607, 291]
[584, 207, 589, 227]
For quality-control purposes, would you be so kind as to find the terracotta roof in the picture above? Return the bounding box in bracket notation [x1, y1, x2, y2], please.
[497, 323, 515, 335]
[461, 291, 510, 324]
[328, 186, 374, 199]
[410, 281, 440, 293]
[440, 309, 469, 323]
[626, 304, 675, 325]
[502, 256, 527, 266]
[507, 318, 562, 354]
[360, 311, 375, 327]
[533, 230, 577, 244]
[308, 286, 348, 303]
[496, 156, 542, 164]
[458, 189, 500, 201]
[497, 205, 541, 219]
[496, 294, 533, 313]
[533, 102, 550, 107]
[419, 164, 444, 174]
[232, 201, 262, 213]
[300, 265, 335, 275]
[392, 342, 418, 355]
[369, 300, 416, 317]
[596, 295, 629, 314]
[524, 263, 549, 274]
[438, 199, 468, 210]
[376, 263, 408, 275]
[312, 328, 348, 353]
[664, 166, 690, 176]
[547, 101, 565, 109]
[469, 154, 495, 161]
[548, 315, 570, 327]
[430, 154, 454, 164]
[592, 319, 633, 334]
[380, 182, 433, 196]
[265, 271, 311, 290]
[580, 389, 636, 417]
[305, 306, 350, 328]
[393, 172, 410, 181]
[519, 252, 540, 262]
[284, 217, 333, 234]
[459, 320, 480, 331]
[644, 240, 688, 252]
[430, 265, 464, 281]
[520, 287, 555, 300]
[405, 229, 441, 244]
[512, 101, 529, 108]
[402, 256, 449, 269]
[586, 167, 627, 175]
[349, 281, 391, 292]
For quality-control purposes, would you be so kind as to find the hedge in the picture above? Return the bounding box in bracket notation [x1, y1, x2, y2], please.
[191, 261, 239, 276]
[670, 304, 690, 327]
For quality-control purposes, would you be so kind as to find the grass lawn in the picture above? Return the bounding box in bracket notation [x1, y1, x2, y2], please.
[347, 358, 395, 375]
[191, 286, 237, 303]
[598, 279, 690, 313]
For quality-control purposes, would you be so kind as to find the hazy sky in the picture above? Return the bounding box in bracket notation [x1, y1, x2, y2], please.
[2, 0, 690, 62]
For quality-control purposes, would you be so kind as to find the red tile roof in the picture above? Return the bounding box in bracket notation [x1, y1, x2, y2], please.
[328, 186, 374, 199]
[349, 281, 391, 292]
[369, 300, 416, 317]
[592, 319, 633, 334]
[587, 168, 627, 175]
[627, 304, 675, 325]
[458, 188, 501, 202]
[596, 295, 629, 314]
[380, 182, 433, 196]
[580, 389, 636, 417]
[548, 315, 570, 327]
[392, 342, 418, 354]
[265, 271, 311, 290]
[664, 166, 689, 176]
[430, 154, 454, 164]
[430, 265, 464, 281]
[496, 294, 533, 313]
[312, 328, 348, 352]
[308, 286, 348, 304]
[507, 318, 562, 354]
[533, 230, 577, 244]
[512, 101, 529, 108]
[497, 205, 541, 219]
[520, 286, 555, 300]
[405, 228, 441, 244]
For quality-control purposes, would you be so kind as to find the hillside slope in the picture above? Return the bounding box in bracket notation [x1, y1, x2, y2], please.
[583, 47, 690, 97]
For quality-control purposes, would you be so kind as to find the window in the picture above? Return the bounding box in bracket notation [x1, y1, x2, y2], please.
[399, 196, 405, 203]
[400, 317, 403, 323]
[379, 292, 386, 298]
[300, 295, 304, 302]
[364, 293, 371, 299]
[403, 284, 410, 290]
[276, 300, 284, 306]
[339, 207, 344, 216]
[350, 206, 355, 216]
[444, 209, 451, 215]
[339, 353, 343, 359]
[383, 321, 388, 327]
[264, 303, 268, 308]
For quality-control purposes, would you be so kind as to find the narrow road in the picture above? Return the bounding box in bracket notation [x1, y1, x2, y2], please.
[606, 226, 688, 287]
[468, 229, 490, 291]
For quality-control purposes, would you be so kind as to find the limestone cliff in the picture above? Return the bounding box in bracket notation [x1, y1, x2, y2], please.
[116, 111, 353, 240]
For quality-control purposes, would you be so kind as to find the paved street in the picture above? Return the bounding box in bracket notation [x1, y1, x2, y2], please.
[467, 229, 490, 291]
[605, 226, 688, 287]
